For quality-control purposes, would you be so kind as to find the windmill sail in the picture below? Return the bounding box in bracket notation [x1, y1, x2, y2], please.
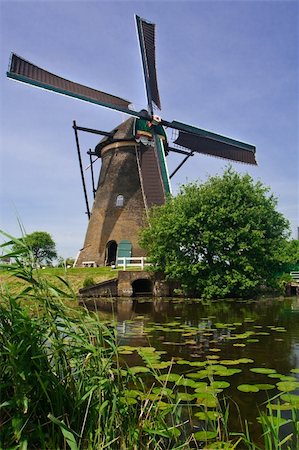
[170, 121, 257, 165]
[138, 143, 166, 207]
[134, 118, 171, 199]
[136, 15, 161, 112]
[7, 53, 133, 114]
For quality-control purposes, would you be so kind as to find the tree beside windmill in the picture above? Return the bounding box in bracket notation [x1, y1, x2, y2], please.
[7, 16, 257, 267]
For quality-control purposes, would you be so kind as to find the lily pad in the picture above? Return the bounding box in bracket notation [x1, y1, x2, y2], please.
[176, 378, 197, 388]
[189, 361, 208, 367]
[280, 394, 299, 406]
[215, 322, 233, 328]
[237, 384, 259, 393]
[176, 392, 194, 402]
[138, 346, 156, 352]
[250, 368, 276, 374]
[193, 382, 208, 391]
[220, 360, 241, 366]
[267, 373, 285, 379]
[121, 396, 137, 405]
[195, 395, 217, 408]
[194, 410, 221, 421]
[177, 359, 193, 366]
[194, 430, 218, 441]
[186, 371, 208, 379]
[234, 332, 255, 339]
[156, 373, 182, 383]
[206, 360, 221, 365]
[196, 383, 220, 392]
[267, 402, 293, 411]
[129, 366, 151, 375]
[210, 381, 230, 389]
[278, 376, 297, 382]
[123, 389, 142, 398]
[290, 368, 299, 374]
[218, 368, 242, 376]
[255, 384, 275, 390]
[152, 387, 173, 397]
[156, 401, 172, 410]
[238, 358, 254, 364]
[150, 362, 173, 370]
[206, 364, 227, 371]
[276, 381, 299, 392]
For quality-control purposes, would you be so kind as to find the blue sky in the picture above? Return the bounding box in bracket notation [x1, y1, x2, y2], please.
[0, 1, 298, 258]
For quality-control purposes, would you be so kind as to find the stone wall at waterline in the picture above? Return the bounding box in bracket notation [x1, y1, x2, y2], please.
[78, 271, 174, 298]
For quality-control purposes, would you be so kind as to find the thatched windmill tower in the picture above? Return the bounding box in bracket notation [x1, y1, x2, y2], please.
[75, 116, 169, 266]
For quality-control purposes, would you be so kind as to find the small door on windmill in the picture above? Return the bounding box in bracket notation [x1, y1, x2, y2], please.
[117, 240, 132, 259]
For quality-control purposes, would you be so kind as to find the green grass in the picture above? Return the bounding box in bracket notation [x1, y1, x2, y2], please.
[0, 266, 117, 294]
[0, 265, 146, 296]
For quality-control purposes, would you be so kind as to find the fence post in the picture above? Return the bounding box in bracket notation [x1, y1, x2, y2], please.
[141, 257, 144, 270]
[123, 257, 126, 271]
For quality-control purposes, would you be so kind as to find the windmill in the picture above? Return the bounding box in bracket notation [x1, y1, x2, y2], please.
[7, 15, 257, 267]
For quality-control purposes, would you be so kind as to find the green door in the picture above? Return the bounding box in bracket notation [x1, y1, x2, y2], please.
[117, 240, 132, 260]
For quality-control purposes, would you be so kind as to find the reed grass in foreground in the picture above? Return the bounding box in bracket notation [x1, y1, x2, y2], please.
[0, 232, 298, 449]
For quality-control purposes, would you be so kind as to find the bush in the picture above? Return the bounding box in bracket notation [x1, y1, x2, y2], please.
[140, 168, 290, 299]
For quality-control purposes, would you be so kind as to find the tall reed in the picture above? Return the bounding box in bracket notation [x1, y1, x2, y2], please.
[0, 232, 186, 449]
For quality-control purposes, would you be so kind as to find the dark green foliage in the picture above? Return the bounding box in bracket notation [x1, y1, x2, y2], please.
[140, 168, 290, 299]
[280, 239, 299, 272]
[12, 231, 57, 265]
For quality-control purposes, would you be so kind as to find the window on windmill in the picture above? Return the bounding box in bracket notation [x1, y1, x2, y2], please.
[116, 195, 124, 207]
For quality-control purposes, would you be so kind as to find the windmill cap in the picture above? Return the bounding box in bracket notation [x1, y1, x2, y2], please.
[94, 117, 136, 156]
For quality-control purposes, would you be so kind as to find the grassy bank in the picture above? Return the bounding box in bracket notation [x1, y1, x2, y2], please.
[0, 266, 120, 296]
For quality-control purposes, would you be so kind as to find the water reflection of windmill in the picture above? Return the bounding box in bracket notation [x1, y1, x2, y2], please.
[7, 16, 257, 267]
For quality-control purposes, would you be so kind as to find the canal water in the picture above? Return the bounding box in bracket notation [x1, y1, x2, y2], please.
[93, 296, 299, 445]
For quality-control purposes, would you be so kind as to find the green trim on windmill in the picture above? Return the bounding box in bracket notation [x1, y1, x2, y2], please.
[135, 117, 167, 142]
[155, 136, 171, 195]
[134, 118, 171, 194]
